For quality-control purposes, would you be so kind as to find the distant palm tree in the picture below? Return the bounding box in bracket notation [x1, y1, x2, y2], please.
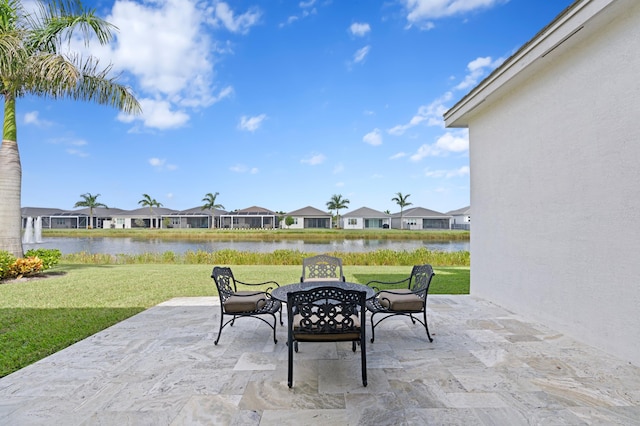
[392, 192, 412, 230]
[326, 194, 350, 229]
[74, 193, 108, 229]
[201, 192, 224, 229]
[138, 194, 162, 228]
[0, 0, 140, 257]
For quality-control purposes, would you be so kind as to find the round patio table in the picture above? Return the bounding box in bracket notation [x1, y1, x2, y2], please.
[270, 281, 375, 303]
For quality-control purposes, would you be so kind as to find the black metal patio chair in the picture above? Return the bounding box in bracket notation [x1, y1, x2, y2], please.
[301, 254, 345, 282]
[211, 266, 282, 345]
[366, 264, 435, 343]
[286, 286, 368, 388]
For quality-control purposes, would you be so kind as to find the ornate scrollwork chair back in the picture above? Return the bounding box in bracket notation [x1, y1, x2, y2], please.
[286, 286, 367, 388]
[301, 254, 345, 282]
[211, 266, 282, 345]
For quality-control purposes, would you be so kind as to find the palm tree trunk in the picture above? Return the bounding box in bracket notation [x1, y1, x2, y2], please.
[0, 96, 24, 257]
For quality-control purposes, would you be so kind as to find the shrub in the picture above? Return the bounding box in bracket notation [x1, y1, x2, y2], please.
[24, 249, 62, 270]
[9, 257, 43, 278]
[0, 251, 17, 280]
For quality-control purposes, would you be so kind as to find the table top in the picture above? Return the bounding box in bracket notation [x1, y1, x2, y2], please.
[270, 281, 375, 303]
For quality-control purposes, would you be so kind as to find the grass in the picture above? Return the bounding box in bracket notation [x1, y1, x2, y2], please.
[62, 247, 470, 266]
[0, 263, 469, 377]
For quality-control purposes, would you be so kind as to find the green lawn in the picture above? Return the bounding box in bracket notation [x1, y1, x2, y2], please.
[0, 264, 469, 377]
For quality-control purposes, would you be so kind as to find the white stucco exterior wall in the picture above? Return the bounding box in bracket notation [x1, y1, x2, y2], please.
[447, 0, 640, 365]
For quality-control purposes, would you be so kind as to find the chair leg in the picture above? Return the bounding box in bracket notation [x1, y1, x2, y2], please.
[352, 341, 356, 352]
[361, 336, 367, 387]
[423, 310, 433, 342]
[271, 313, 278, 344]
[288, 337, 294, 388]
[214, 309, 225, 345]
[370, 313, 376, 343]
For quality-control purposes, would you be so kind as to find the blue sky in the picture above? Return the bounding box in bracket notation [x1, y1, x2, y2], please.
[17, 0, 574, 214]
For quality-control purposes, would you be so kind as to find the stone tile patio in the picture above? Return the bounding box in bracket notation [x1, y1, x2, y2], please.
[1, 295, 639, 425]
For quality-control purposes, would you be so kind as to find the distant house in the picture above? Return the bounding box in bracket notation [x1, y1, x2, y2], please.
[163, 207, 227, 229]
[443, 0, 640, 365]
[108, 207, 177, 229]
[220, 206, 278, 229]
[74, 207, 126, 229]
[20, 207, 81, 229]
[390, 207, 450, 230]
[447, 206, 470, 230]
[284, 206, 331, 229]
[341, 207, 390, 230]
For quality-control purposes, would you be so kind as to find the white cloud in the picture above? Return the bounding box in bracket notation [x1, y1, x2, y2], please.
[333, 163, 344, 174]
[230, 164, 248, 173]
[410, 129, 469, 161]
[83, 0, 253, 131]
[301, 153, 326, 165]
[454, 56, 504, 90]
[229, 164, 258, 174]
[212, 2, 261, 34]
[280, 0, 318, 27]
[23, 111, 52, 127]
[390, 152, 407, 160]
[353, 45, 371, 63]
[149, 157, 177, 171]
[410, 144, 440, 161]
[335, 182, 345, 187]
[363, 128, 383, 146]
[435, 130, 469, 152]
[402, 0, 507, 28]
[48, 136, 89, 156]
[423, 165, 470, 178]
[119, 98, 190, 130]
[66, 149, 89, 157]
[349, 22, 371, 36]
[388, 92, 453, 135]
[238, 114, 268, 132]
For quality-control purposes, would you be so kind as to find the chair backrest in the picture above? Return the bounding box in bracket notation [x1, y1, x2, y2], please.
[287, 286, 366, 337]
[409, 264, 435, 298]
[301, 255, 344, 282]
[211, 266, 237, 303]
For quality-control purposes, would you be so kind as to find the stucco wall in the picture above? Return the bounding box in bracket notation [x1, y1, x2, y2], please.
[468, 1, 640, 365]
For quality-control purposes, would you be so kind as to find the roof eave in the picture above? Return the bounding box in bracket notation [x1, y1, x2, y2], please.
[444, 0, 606, 128]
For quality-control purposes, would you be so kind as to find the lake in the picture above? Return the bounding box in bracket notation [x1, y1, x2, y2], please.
[24, 237, 470, 255]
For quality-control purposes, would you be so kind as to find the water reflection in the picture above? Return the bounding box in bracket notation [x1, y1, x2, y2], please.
[24, 237, 469, 255]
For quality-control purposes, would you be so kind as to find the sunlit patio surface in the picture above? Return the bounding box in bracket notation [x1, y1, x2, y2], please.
[1, 295, 639, 425]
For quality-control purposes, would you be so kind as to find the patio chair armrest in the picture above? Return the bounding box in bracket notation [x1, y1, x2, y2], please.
[236, 280, 280, 294]
[366, 277, 411, 292]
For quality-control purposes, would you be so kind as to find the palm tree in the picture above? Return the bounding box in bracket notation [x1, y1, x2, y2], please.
[74, 193, 107, 229]
[326, 194, 350, 229]
[201, 192, 224, 229]
[138, 194, 162, 228]
[392, 192, 412, 230]
[0, 0, 140, 257]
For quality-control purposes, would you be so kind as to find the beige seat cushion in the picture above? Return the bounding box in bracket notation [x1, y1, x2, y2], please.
[224, 291, 267, 313]
[378, 289, 423, 311]
[292, 313, 361, 341]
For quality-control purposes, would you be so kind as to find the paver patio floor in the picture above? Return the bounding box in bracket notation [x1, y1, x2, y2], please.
[1, 295, 639, 425]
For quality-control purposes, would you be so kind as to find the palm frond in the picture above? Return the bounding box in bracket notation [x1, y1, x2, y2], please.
[26, 0, 115, 53]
